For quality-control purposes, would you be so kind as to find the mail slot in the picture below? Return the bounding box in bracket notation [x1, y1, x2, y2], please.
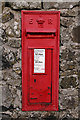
[22, 11, 60, 111]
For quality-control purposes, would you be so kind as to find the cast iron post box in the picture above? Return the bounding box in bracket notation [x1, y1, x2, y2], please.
[22, 11, 60, 111]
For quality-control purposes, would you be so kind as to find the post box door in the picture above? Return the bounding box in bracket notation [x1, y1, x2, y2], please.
[28, 48, 52, 103]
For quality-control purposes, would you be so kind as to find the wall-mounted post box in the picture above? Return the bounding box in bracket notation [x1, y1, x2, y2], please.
[22, 11, 60, 111]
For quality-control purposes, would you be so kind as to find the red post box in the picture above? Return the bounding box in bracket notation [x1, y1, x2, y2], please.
[22, 11, 60, 111]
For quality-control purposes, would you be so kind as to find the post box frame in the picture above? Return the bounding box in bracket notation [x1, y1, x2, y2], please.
[22, 11, 60, 111]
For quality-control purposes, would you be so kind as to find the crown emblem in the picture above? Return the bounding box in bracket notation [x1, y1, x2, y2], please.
[36, 18, 45, 28]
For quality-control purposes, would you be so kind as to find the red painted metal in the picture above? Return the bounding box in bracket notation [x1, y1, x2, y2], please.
[21, 11, 60, 111]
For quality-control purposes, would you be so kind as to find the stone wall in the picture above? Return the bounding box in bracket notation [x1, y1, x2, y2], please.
[1, 1, 80, 120]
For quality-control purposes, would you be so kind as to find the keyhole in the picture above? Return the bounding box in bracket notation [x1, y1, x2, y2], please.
[34, 79, 36, 83]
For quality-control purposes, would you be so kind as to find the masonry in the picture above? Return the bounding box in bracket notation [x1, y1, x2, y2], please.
[1, 1, 80, 120]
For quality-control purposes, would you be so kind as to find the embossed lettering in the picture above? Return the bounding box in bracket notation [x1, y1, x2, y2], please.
[48, 18, 52, 24]
[29, 19, 33, 24]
